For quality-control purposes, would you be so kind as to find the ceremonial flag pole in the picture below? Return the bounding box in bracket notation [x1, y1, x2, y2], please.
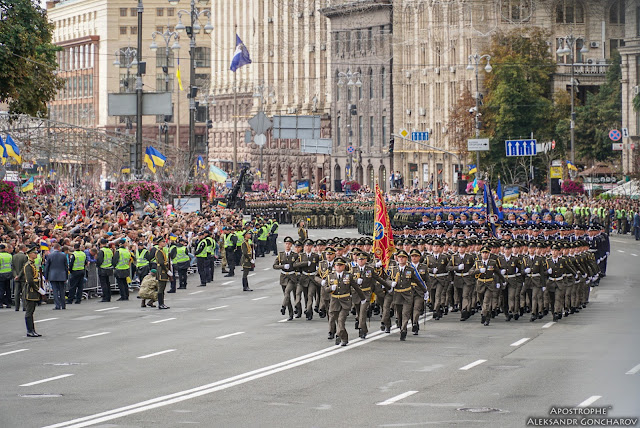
[373, 183, 395, 270]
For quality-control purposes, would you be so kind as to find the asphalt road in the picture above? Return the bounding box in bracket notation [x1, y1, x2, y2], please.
[1, 226, 639, 428]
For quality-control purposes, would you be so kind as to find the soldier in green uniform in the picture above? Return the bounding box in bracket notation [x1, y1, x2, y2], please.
[24, 245, 43, 337]
[351, 251, 387, 339]
[387, 250, 427, 341]
[447, 240, 476, 321]
[273, 237, 299, 320]
[293, 239, 320, 320]
[408, 249, 429, 335]
[469, 246, 501, 326]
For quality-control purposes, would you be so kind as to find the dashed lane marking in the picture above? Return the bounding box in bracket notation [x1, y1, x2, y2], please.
[252, 296, 268, 301]
[510, 338, 530, 347]
[20, 374, 74, 387]
[625, 363, 640, 375]
[137, 349, 176, 359]
[542, 322, 555, 329]
[376, 391, 419, 406]
[189, 291, 205, 295]
[0, 349, 28, 357]
[207, 306, 229, 311]
[78, 332, 111, 340]
[459, 360, 487, 371]
[34, 318, 58, 323]
[216, 332, 245, 340]
[95, 307, 119, 312]
[576, 396, 601, 408]
[151, 318, 176, 324]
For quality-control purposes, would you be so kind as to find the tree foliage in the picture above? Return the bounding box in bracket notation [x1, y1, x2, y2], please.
[0, 0, 62, 116]
[574, 51, 622, 163]
[481, 28, 558, 188]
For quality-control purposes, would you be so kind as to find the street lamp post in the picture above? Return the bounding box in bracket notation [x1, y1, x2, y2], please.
[337, 68, 362, 182]
[150, 28, 180, 157]
[113, 46, 138, 149]
[467, 53, 492, 177]
[557, 35, 589, 172]
[171, 0, 213, 174]
[199, 92, 215, 174]
[253, 83, 276, 181]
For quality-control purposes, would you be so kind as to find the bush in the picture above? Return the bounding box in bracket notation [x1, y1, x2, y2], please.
[117, 181, 163, 203]
[561, 179, 584, 194]
[0, 181, 20, 214]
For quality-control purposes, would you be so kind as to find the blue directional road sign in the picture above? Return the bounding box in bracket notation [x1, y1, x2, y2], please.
[505, 139, 537, 157]
[411, 131, 429, 141]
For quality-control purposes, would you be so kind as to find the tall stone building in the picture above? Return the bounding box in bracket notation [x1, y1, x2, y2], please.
[392, 0, 629, 190]
[208, 0, 332, 190]
[46, 0, 211, 165]
[620, 2, 640, 174]
[320, 0, 393, 191]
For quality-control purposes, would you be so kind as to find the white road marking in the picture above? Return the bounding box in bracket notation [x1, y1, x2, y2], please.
[207, 305, 229, 311]
[459, 359, 487, 371]
[78, 332, 110, 340]
[263, 268, 270, 271]
[617, 250, 625, 253]
[625, 363, 640, 375]
[216, 332, 245, 340]
[576, 396, 602, 408]
[137, 349, 176, 359]
[222, 281, 233, 285]
[0, 349, 28, 357]
[188, 291, 204, 295]
[248, 273, 256, 277]
[277, 318, 290, 323]
[34, 318, 58, 323]
[42, 329, 392, 428]
[95, 307, 119, 312]
[376, 391, 419, 406]
[632, 254, 638, 257]
[20, 374, 74, 387]
[252, 296, 268, 301]
[510, 338, 530, 347]
[151, 318, 176, 324]
[542, 322, 556, 329]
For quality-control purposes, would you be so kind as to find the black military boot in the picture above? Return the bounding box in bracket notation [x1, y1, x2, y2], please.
[354, 319, 359, 330]
[412, 324, 419, 335]
[400, 330, 407, 341]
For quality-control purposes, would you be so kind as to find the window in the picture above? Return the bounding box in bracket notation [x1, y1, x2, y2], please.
[357, 68, 362, 99]
[195, 73, 210, 88]
[358, 116, 363, 146]
[337, 116, 341, 146]
[347, 86, 352, 102]
[156, 50, 175, 68]
[637, 6, 640, 36]
[167, 8, 175, 16]
[194, 135, 206, 153]
[119, 8, 127, 17]
[382, 116, 387, 147]
[193, 47, 211, 68]
[120, 26, 127, 35]
[381, 67, 386, 99]
[356, 30, 361, 51]
[84, 75, 89, 96]
[196, 105, 208, 122]
[346, 31, 351, 52]
[119, 73, 135, 92]
[130, 8, 136, 16]
[369, 116, 374, 146]
[88, 75, 93, 96]
[130, 26, 137, 35]
[156, 73, 174, 92]
[609, 0, 625, 24]
[156, 8, 164, 17]
[368, 68, 374, 99]
[555, 0, 584, 24]
[368, 27, 373, 50]
[501, 0, 532, 22]
[336, 72, 340, 101]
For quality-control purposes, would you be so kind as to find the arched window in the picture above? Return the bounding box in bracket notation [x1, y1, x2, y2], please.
[609, 0, 625, 24]
[368, 68, 374, 99]
[334, 164, 342, 181]
[555, 0, 585, 24]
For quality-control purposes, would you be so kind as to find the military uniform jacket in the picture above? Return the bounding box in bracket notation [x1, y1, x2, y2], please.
[241, 241, 254, 269]
[317, 259, 335, 280]
[12, 252, 28, 282]
[155, 249, 170, 282]
[447, 253, 475, 286]
[521, 255, 547, 288]
[425, 254, 450, 285]
[387, 264, 426, 305]
[546, 256, 574, 291]
[408, 262, 429, 297]
[324, 272, 365, 311]
[497, 255, 520, 287]
[24, 261, 41, 301]
[293, 252, 321, 284]
[298, 227, 308, 241]
[273, 251, 299, 285]
[351, 264, 386, 303]
[469, 258, 500, 293]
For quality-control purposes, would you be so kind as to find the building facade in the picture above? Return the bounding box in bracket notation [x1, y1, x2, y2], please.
[620, 2, 640, 174]
[46, 0, 210, 167]
[208, 0, 332, 190]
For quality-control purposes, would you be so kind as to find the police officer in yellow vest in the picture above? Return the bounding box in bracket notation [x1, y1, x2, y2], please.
[97, 239, 114, 302]
[171, 238, 191, 289]
[67, 243, 87, 304]
[206, 231, 216, 282]
[223, 228, 239, 277]
[194, 232, 210, 286]
[268, 219, 279, 256]
[112, 239, 132, 301]
[135, 241, 152, 281]
[0, 244, 13, 308]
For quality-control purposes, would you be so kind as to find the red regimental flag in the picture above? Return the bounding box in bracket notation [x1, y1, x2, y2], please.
[373, 183, 395, 269]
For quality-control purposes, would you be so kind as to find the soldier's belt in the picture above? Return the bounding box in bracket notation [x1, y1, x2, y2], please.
[280, 271, 294, 275]
[360, 287, 371, 292]
[548, 276, 563, 281]
[504, 274, 518, 278]
[455, 272, 470, 276]
[528, 273, 541, 277]
[430, 273, 449, 278]
[302, 272, 316, 276]
[394, 287, 412, 292]
[477, 278, 494, 283]
[331, 293, 350, 298]
[588, 249, 597, 252]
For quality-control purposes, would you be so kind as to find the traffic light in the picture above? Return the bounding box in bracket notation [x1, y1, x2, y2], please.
[350, 104, 357, 115]
[389, 138, 394, 154]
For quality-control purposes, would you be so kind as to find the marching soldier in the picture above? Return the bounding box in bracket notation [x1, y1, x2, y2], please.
[424, 240, 450, 320]
[298, 221, 308, 241]
[387, 250, 427, 341]
[408, 249, 429, 335]
[497, 242, 521, 321]
[317, 246, 337, 319]
[241, 230, 254, 292]
[292, 239, 320, 320]
[447, 240, 475, 321]
[273, 237, 298, 320]
[546, 243, 576, 321]
[469, 246, 501, 326]
[522, 242, 548, 322]
[351, 251, 387, 339]
[322, 257, 366, 346]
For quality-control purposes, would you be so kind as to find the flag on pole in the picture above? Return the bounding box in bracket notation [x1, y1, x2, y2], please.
[4, 134, 21, 164]
[196, 156, 205, 174]
[21, 176, 34, 192]
[0, 135, 6, 165]
[496, 178, 504, 220]
[176, 59, 184, 91]
[468, 164, 477, 175]
[472, 176, 479, 193]
[372, 183, 395, 269]
[566, 160, 578, 171]
[143, 146, 167, 174]
[120, 166, 131, 174]
[208, 164, 228, 183]
[230, 34, 252, 72]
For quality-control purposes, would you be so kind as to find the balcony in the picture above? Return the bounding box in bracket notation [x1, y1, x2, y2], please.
[555, 63, 610, 76]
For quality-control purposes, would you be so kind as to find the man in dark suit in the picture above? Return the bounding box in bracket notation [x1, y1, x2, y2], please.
[44, 243, 69, 310]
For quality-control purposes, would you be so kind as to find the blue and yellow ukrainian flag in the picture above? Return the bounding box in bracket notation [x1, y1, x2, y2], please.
[468, 164, 477, 175]
[40, 241, 50, 251]
[472, 176, 479, 193]
[4, 135, 22, 164]
[196, 156, 205, 174]
[143, 146, 167, 174]
[120, 165, 131, 174]
[21, 177, 34, 192]
[566, 160, 578, 171]
[0, 136, 6, 165]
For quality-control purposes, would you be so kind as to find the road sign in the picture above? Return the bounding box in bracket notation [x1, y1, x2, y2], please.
[467, 138, 490, 151]
[248, 111, 273, 135]
[273, 115, 320, 139]
[609, 129, 621, 141]
[347, 145, 355, 154]
[612, 143, 623, 151]
[550, 166, 563, 179]
[399, 128, 409, 139]
[300, 139, 332, 155]
[411, 131, 429, 141]
[622, 128, 629, 138]
[254, 134, 267, 147]
[505, 139, 537, 157]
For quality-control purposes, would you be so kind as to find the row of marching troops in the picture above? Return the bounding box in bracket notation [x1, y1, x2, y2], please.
[272, 228, 608, 346]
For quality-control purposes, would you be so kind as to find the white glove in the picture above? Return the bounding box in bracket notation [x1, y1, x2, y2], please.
[321, 279, 326, 286]
[284, 264, 290, 270]
[524, 267, 531, 274]
[251, 259, 255, 264]
[515, 267, 519, 273]
[585, 278, 590, 284]
[582, 274, 587, 278]
[360, 299, 366, 304]
[574, 274, 579, 279]
[424, 292, 429, 301]
[606, 252, 610, 256]
[432, 268, 438, 274]
[357, 278, 363, 285]
[500, 269, 506, 275]
[331, 284, 337, 291]
[496, 283, 501, 289]
[390, 281, 396, 289]
[542, 287, 546, 292]
[458, 264, 464, 270]
[375, 260, 382, 268]
[592, 275, 598, 282]
[480, 267, 486, 273]
[307, 261, 311, 266]
[547, 268, 553, 274]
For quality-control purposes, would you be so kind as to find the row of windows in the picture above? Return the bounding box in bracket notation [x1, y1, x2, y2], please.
[115, 47, 211, 69]
[49, 103, 94, 127]
[119, 8, 175, 17]
[335, 116, 387, 148]
[56, 75, 94, 100]
[54, 12, 96, 28]
[335, 68, 387, 102]
[332, 25, 390, 55]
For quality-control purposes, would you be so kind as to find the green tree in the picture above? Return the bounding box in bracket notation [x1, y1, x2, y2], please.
[574, 51, 622, 163]
[0, 0, 62, 116]
[481, 28, 557, 188]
